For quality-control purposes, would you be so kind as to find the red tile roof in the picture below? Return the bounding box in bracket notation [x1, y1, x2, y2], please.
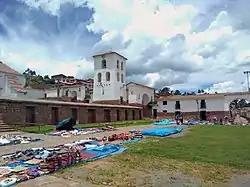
[0, 61, 21, 75]
[92, 51, 128, 60]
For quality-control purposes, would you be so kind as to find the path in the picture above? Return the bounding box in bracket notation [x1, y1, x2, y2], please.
[0, 124, 188, 187]
[0, 124, 184, 155]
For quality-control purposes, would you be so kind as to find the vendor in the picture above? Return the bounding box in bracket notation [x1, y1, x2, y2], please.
[102, 123, 115, 131]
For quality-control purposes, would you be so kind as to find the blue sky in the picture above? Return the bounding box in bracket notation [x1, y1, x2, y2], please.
[1, 0, 250, 93]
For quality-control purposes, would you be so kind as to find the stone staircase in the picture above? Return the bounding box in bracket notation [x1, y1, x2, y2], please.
[0, 113, 16, 132]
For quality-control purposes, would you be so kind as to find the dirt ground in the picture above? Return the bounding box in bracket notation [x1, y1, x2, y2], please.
[0, 124, 162, 155]
[1, 125, 250, 187]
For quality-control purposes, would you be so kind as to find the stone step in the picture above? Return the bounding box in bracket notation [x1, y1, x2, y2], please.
[0, 123, 16, 132]
[0, 128, 16, 132]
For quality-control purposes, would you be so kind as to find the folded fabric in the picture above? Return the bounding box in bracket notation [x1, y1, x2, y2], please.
[25, 159, 41, 165]
[0, 167, 11, 177]
[11, 165, 27, 172]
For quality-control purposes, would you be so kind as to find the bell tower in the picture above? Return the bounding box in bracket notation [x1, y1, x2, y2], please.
[92, 51, 127, 102]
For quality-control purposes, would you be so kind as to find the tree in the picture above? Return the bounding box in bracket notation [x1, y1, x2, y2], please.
[44, 75, 50, 80]
[22, 68, 51, 89]
[198, 89, 201, 93]
[174, 90, 181, 95]
[159, 87, 170, 94]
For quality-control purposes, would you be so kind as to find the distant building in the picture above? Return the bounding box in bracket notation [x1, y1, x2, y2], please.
[0, 61, 44, 99]
[45, 84, 86, 102]
[0, 61, 26, 96]
[51, 74, 93, 96]
[155, 92, 250, 121]
[51, 74, 76, 84]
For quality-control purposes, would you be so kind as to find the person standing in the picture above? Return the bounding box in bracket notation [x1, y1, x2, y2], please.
[179, 115, 183, 124]
[175, 114, 180, 125]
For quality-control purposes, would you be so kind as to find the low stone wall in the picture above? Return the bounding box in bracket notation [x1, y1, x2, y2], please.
[0, 98, 143, 126]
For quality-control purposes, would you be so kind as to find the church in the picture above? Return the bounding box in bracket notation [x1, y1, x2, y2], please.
[91, 51, 155, 108]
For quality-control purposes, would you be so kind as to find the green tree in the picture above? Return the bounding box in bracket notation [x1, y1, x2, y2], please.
[174, 90, 181, 95]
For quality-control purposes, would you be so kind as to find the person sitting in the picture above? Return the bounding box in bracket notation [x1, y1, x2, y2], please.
[102, 123, 115, 131]
[134, 131, 143, 138]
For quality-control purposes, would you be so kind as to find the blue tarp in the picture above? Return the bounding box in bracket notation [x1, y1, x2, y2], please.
[120, 137, 142, 145]
[141, 127, 183, 137]
[153, 119, 175, 126]
[84, 144, 125, 160]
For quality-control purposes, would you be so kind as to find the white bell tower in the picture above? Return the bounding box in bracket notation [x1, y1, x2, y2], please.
[92, 51, 127, 101]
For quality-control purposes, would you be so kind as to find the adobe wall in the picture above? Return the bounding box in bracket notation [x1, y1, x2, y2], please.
[157, 111, 228, 121]
[0, 99, 142, 126]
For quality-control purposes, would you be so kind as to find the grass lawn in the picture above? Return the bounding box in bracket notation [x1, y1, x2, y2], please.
[20, 120, 153, 134]
[64, 125, 250, 186]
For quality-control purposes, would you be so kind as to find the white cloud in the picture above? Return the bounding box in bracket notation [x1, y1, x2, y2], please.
[205, 81, 248, 93]
[2, 0, 250, 93]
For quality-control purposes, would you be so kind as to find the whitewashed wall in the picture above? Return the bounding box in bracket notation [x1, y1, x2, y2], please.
[157, 98, 225, 113]
[127, 83, 154, 104]
[93, 53, 126, 101]
[46, 86, 86, 100]
[0, 73, 5, 96]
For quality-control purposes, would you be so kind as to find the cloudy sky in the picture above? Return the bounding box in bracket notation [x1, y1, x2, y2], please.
[1, 0, 250, 93]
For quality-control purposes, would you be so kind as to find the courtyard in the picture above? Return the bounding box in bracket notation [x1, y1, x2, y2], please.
[0, 124, 249, 187]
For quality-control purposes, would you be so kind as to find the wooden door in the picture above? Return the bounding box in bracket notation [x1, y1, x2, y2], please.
[71, 108, 78, 120]
[104, 109, 111, 122]
[25, 106, 36, 123]
[51, 107, 59, 125]
[88, 109, 96, 123]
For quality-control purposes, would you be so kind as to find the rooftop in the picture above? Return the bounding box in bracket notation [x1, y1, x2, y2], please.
[0, 61, 21, 75]
[0, 97, 142, 109]
[93, 51, 128, 60]
[126, 82, 155, 90]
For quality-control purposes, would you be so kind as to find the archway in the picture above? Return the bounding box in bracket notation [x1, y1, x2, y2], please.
[229, 98, 250, 122]
[71, 91, 77, 101]
[142, 93, 150, 105]
[142, 93, 151, 118]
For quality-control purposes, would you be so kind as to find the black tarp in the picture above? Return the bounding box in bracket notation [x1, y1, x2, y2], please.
[56, 118, 76, 131]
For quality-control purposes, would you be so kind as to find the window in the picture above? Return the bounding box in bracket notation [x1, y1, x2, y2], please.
[102, 59, 107, 68]
[79, 88, 81, 92]
[121, 74, 124, 83]
[97, 73, 102, 82]
[175, 101, 181, 110]
[163, 110, 168, 113]
[200, 99, 206, 109]
[117, 72, 120, 81]
[117, 60, 119, 69]
[106, 72, 110, 81]
[65, 90, 69, 96]
[138, 94, 140, 99]
[121, 62, 124, 70]
[163, 101, 167, 105]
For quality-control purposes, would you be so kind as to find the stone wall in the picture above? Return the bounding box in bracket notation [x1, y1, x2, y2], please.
[0, 98, 142, 126]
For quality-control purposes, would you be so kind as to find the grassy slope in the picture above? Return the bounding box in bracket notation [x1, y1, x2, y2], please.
[20, 120, 153, 134]
[126, 125, 250, 169]
[57, 125, 250, 186]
